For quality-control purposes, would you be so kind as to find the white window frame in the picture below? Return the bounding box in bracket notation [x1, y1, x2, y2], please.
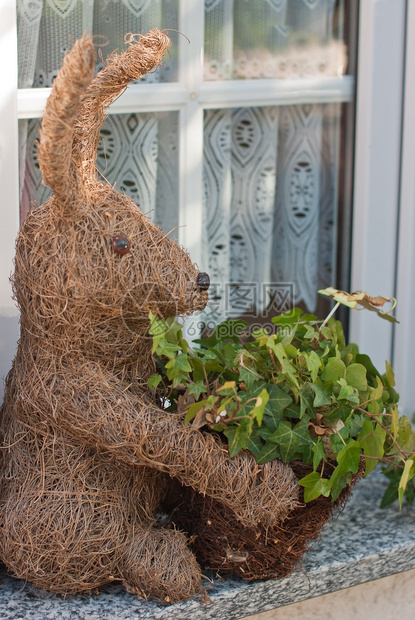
[392, 0, 415, 416]
[0, 2, 19, 303]
[0, 1, 20, 401]
[1, 0, 413, 413]
[350, 0, 405, 367]
[350, 0, 413, 414]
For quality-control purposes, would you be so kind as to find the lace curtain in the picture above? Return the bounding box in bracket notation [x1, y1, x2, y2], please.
[17, 0, 179, 224]
[202, 0, 345, 324]
[17, 0, 347, 324]
[204, 0, 346, 80]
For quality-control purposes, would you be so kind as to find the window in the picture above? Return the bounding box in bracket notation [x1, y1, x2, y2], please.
[1, 0, 412, 413]
[16, 0, 357, 323]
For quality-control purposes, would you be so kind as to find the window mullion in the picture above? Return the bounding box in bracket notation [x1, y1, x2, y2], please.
[198, 75, 354, 109]
[17, 83, 189, 119]
[177, 0, 206, 270]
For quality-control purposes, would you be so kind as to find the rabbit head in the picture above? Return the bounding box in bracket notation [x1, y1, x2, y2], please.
[14, 31, 209, 362]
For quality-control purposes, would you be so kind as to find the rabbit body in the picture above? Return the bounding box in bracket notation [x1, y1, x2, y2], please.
[0, 31, 299, 602]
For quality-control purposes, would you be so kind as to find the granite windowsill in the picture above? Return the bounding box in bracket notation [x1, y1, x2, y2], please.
[0, 471, 414, 620]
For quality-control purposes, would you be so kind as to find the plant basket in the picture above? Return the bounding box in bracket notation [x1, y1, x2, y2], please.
[149, 306, 414, 585]
[168, 460, 365, 581]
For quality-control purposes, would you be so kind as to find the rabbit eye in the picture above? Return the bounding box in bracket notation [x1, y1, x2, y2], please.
[112, 235, 131, 255]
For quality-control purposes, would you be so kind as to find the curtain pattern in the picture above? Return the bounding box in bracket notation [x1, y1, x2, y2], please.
[203, 106, 280, 324]
[202, 0, 344, 321]
[202, 102, 341, 324]
[17, 0, 179, 227]
[271, 104, 323, 312]
[204, 0, 346, 81]
[96, 110, 179, 233]
[20, 110, 179, 232]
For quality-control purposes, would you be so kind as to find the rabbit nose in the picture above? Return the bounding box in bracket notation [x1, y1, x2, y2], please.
[196, 272, 210, 291]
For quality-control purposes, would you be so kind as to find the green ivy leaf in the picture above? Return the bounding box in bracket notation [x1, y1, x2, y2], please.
[268, 419, 311, 463]
[337, 377, 357, 401]
[380, 477, 400, 508]
[284, 402, 302, 419]
[369, 376, 384, 401]
[399, 458, 415, 508]
[320, 326, 332, 340]
[368, 400, 380, 416]
[346, 411, 366, 437]
[255, 441, 281, 464]
[305, 351, 322, 382]
[247, 431, 264, 456]
[202, 348, 224, 361]
[329, 440, 362, 498]
[299, 384, 315, 419]
[345, 363, 368, 391]
[203, 359, 225, 374]
[281, 328, 297, 347]
[266, 338, 286, 364]
[223, 341, 239, 367]
[148, 312, 167, 352]
[164, 315, 185, 340]
[298, 471, 331, 502]
[164, 353, 188, 372]
[156, 340, 181, 358]
[258, 426, 273, 441]
[224, 426, 246, 457]
[396, 417, 413, 449]
[284, 343, 298, 358]
[319, 343, 331, 358]
[271, 308, 303, 326]
[312, 438, 326, 471]
[310, 384, 332, 407]
[384, 361, 396, 387]
[187, 380, 208, 400]
[321, 357, 346, 382]
[250, 388, 269, 426]
[165, 353, 192, 383]
[331, 319, 346, 348]
[280, 358, 300, 389]
[357, 419, 386, 475]
[330, 471, 353, 501]
[148, 373, 162, 390]
[238, 365, 261, 390]
[256, 383, 293, 432]
[184, 400, 206, 425]
[304, 324, 320, 341]
[355, 353, 381, 380]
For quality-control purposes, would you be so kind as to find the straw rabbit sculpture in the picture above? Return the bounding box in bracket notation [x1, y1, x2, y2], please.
[0, 30, 299, 602]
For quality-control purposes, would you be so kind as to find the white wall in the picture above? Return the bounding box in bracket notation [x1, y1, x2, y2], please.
[349, 0, 406, 374]
[243, 568, 415, 620]
[392, 0, 415, 416]
[0, 1, 20, 399]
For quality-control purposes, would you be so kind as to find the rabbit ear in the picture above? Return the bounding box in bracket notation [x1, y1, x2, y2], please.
[38, 33, 95, 207]
[71, 29, 171, 184]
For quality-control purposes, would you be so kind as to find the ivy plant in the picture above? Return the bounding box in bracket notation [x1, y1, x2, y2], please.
[148, 308, 415, 507]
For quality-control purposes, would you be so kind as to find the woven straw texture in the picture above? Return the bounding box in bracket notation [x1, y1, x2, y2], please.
[0, 30, 301, 603]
